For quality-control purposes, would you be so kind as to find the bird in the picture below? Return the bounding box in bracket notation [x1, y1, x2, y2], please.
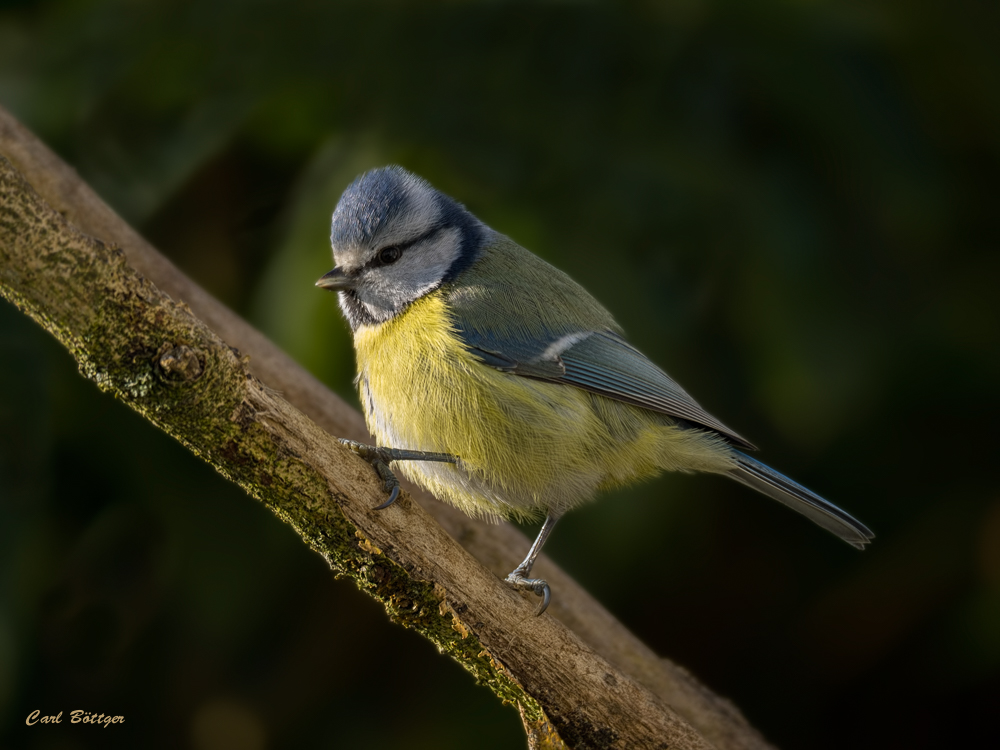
[316, 165, 873, 614]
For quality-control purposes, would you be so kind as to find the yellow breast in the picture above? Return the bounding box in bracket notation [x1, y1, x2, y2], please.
[353, 291, 733, 521]
[354, 293, 588, 518]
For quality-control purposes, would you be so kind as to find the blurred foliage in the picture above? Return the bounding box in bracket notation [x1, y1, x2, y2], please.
[1, 0, 999, 748]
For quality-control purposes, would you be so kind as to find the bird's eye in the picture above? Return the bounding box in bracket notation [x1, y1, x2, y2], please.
[377, 246, 402, 265]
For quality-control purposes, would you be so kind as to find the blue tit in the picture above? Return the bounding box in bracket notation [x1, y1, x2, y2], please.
[316, 166, 873, 614]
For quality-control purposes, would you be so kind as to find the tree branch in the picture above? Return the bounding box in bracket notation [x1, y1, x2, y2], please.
[0, 105, 773, 750]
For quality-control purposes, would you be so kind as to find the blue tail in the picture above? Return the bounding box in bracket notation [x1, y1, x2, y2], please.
[729, 451, 873, 549]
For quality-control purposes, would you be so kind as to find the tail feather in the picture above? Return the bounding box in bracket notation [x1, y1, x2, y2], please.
[728, 451, 874, 549]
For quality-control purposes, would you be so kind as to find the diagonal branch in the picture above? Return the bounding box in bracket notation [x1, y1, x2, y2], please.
[0, 105, 773, 750]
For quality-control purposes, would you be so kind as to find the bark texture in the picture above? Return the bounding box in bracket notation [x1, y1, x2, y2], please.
[0, 106, 775, 750]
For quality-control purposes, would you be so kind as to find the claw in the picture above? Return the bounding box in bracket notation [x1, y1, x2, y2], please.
[337, 438, 458, 511]
[505, 572, 552, 616]
[536, 582, 551, 616]
[374, 485, 400, 510]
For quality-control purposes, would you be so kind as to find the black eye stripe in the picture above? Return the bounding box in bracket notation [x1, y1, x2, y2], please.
[368, 225, 445, 270]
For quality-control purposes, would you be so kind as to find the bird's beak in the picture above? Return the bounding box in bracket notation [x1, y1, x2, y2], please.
[315, 266, 352, 291]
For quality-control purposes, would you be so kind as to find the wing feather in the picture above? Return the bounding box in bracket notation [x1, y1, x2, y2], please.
[459, 326, 755, 450]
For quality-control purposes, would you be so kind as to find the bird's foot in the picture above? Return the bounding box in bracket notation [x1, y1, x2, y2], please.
[338, 439, 458, 510]
[505, 568, 551, 616]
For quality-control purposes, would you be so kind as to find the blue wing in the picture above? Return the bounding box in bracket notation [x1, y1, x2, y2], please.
[456, 323, 756, 450]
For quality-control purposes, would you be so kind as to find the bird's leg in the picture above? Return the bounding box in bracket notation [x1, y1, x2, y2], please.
[338, 438, 458, 509]
[505, 512, 560, 616]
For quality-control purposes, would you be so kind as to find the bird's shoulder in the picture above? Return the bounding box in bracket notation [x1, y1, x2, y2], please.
[444, 231, 620, 340]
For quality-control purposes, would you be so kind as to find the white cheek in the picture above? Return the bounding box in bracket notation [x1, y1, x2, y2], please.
[406, 227, 462, 289]
[366, 227, 463, 312]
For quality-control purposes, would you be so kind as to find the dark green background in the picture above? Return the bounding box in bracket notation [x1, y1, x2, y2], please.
[1, 1, 998, 748]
